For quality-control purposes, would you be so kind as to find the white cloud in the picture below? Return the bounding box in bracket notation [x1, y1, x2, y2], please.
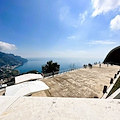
[59, 6, 70, 21]
[0, 41, 17, 52]
[89, 40, 117, 45]
[59, 6, 77, 27]
[79, 11, 87, 24]
[73, 25, 78, 28]
[67, 36, 76, 39]
[91, 0, 120, 17]
[110, 15, 120, 30]
[59, 5, 87, 27]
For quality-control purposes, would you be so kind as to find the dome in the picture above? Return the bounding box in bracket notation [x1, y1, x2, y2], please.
[103, 46, 120, 65]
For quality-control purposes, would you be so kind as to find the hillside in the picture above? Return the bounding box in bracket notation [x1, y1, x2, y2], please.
[0, 52, 28, 67]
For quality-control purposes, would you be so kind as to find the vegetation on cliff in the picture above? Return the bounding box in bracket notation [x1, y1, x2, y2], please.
[0, 51, 28, 67]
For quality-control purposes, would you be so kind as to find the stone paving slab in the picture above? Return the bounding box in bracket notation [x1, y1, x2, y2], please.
[0, 96, 18, 115]
[0, 97, 120, 120]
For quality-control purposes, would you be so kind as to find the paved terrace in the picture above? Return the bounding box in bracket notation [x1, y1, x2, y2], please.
[32, 64, 120, 98]
[0, 96, 120, 120]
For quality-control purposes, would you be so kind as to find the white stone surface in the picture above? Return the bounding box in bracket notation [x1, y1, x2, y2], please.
[0, 97, 120, 120]
[0, 96, 18, 115]
[15, 73, 43, 84]
[5, 81, 49, 97]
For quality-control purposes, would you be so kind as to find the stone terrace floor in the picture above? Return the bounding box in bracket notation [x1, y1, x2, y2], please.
[0, 97, 120, 120]
[32, 64, 120, 98]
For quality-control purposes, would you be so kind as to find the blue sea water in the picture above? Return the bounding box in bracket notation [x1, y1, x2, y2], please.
[15, 58, 103, 74]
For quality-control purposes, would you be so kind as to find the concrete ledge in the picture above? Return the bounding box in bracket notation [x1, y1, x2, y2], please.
[0, 97, 120, 120]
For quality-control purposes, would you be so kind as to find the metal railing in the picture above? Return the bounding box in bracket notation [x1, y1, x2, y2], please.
[43, 67, 81, 78]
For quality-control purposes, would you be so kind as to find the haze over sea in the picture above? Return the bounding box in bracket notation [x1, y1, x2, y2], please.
[15, 58, 103, 74]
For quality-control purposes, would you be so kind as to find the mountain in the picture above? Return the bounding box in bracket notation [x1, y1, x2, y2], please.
[0, 52, 28, 67]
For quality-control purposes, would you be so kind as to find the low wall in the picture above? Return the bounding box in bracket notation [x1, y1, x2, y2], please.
[108, 88, 120, 99]
[102, 74, 120, 99]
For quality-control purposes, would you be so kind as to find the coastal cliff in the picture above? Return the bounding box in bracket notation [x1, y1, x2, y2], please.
[0, 52, 28, 68]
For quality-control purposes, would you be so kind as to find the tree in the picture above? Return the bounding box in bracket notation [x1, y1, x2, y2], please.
[42, 60, 60, 74]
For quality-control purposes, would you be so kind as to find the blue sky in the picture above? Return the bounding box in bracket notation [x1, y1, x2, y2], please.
[0, 0, 120, 60]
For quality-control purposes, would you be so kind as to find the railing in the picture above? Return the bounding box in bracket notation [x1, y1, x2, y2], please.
[43, 67, 81, 78]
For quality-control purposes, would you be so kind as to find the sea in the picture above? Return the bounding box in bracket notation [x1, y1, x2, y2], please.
[15, 58, 103, 74]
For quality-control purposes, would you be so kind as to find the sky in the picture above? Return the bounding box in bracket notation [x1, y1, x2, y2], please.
[0, 0, 120, 60]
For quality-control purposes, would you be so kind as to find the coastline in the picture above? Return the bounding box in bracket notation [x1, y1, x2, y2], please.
[14, 58, 83, 74]
[14, 61, 28, 70]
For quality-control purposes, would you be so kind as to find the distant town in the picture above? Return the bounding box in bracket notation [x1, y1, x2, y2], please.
[0, 65, 19, 86]
[0, 51, 28, 87]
